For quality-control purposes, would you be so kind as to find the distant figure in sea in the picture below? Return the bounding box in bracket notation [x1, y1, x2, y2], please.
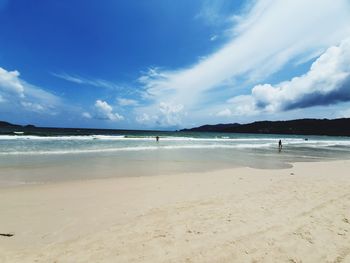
[156, 136, 159, 142]
[278, 140, 282, 151]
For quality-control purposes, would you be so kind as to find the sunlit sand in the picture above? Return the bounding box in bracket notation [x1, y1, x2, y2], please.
[1, 160, 349, 262]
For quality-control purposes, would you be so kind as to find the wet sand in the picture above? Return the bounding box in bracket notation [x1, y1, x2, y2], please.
[0, 160, 350, 262]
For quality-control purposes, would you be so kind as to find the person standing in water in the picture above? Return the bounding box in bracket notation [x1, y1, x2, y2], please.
[278, 139, 282, 151]
[156, 136, 159, 142]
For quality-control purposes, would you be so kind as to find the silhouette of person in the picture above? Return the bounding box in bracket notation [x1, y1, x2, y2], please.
[278, 139, 282, 151]
[156, 136, 159, 142]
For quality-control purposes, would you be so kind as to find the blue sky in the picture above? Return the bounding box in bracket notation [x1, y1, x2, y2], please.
[1, 0, 350, 129]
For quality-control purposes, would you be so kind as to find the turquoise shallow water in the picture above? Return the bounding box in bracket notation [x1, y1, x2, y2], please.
[1, 132, 350, 184]
[1, 132, 350, 156]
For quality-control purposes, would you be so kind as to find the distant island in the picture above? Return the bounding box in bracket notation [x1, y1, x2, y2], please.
[181, 118, 350, 137]
[1, 118, 350, 137]
[0, 121, 160, 136]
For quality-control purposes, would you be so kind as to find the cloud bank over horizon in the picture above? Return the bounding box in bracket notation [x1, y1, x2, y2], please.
[226, 38, 350, 116]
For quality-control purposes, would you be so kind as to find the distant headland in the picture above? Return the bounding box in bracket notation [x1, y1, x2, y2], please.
[1, 118, 350, 136]
[0, 121, 161, 136]
[181, 118, 350, 137]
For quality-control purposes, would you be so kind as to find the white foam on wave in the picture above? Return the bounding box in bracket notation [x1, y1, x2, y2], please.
[0, 134, 316, 143]
[1, 135, 350, 156]
[0, 143, 277, 155]
[0, 135, 125, 141]
[291, 140, 350, 147]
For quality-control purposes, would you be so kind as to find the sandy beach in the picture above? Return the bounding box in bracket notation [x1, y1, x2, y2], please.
[0, 160, 350, 262]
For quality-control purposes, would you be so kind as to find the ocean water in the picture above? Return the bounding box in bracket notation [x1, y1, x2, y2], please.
[1, 132, 350, 185]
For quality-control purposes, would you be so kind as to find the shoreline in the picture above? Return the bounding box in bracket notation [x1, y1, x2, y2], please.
[1, 154, 346, 188]
[1, 159, 350, 262]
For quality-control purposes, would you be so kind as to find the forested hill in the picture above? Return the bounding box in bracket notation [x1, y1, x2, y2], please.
[181, 118, 350, 136]
[2, 118, 350, 136]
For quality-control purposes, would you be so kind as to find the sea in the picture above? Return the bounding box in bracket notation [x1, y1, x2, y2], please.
[1, 131, 350, 185]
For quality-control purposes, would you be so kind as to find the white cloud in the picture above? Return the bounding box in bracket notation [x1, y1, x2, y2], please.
[53, 73, 121, 90]
[20, 101, 45, 113]
[228, 38, 350, 115]
[94, 100, 124, 121]
[337, 108, 350, 118]
[0, 67, 25, 97]
[210, 35, 218, 41]
[196, 0, 235, 26]
[138, 0, 350, 127]
[134, 102, 185, 127]
[82, 112, 92, 119]
[117, 98, 139, 107]
[216, 108, 232, 117]
[0, 66, 61, 114]
[136, 113, 151, 124]
[158, 102, 184, 126]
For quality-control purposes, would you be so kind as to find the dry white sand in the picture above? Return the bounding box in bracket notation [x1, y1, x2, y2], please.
[0, 160, 350, 262]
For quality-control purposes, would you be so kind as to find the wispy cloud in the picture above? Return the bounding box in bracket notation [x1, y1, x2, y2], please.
[117, 98, 139, 107]
[210, 35, 218, 41]
[137, 0, 350, 127]
[82, 112, 92, 119]
[52, 72, 121, 90]
[195, 0, 237, 26]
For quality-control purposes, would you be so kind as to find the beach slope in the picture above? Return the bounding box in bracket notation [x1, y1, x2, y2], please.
[0, 160, 350, 262]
